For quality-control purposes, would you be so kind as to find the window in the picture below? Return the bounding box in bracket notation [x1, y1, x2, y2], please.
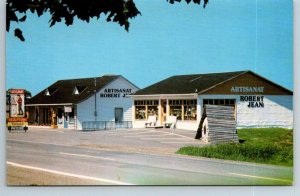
[44, 88, 57, 96]
[134, 100, 158, 120]
[170, 106, 182, 120]
[69, 108, 75, 124]
[73, 86, 86, 95]
[148, 106, 158, 116]
[203, 99, 236, 107]
[169, 99, 197, 121]
[135, 106, 146, 120]
[183, 105, 197, 120]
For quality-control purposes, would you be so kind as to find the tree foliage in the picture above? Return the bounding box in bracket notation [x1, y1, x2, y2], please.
[7, 0, 209, 41]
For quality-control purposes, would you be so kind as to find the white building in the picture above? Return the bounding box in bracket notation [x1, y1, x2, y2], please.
[131, 70, 293, 130]
[26, 75, 139, 130]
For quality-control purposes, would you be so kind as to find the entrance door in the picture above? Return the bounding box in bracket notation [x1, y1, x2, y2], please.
[160, 99, 167, 124]
[115, 108, 123, 123]
[64, 114, 68, 128]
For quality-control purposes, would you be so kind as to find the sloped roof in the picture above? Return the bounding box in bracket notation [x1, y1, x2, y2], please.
[133, 71, 246, 95]
[27, 75, 119, 105]
[133, 70, 292, 95]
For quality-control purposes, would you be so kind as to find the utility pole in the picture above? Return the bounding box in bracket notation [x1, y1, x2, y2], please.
[94, 77, 97, 122]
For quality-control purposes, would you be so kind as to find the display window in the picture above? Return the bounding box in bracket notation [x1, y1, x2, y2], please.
[169, 99, 197, 121]
[134, 100, 158, 120]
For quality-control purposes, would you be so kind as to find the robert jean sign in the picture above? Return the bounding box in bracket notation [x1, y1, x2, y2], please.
[240, 96, 264, 108]
[100, 88, 133, 98]
[231, 86, 264, 93]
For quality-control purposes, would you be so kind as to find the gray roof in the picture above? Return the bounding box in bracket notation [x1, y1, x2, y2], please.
[27, 75, 119, 105]
[133, 70, 292, 95]
[134, 71, 246, 95]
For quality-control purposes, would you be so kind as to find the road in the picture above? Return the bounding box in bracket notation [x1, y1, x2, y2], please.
[6, 127, 293, 185]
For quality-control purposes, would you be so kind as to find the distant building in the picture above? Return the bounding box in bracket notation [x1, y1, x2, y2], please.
[26, 75, 139, 130]
[131, 70, 293, 130]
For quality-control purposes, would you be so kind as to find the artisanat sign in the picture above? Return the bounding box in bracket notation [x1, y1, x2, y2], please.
[231, 86, 264, 93]
[100, 88, 133, 98]
[240, 96, 264, 108]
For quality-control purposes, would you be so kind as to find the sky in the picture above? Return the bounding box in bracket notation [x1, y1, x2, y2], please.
[6, 0, 293, 96]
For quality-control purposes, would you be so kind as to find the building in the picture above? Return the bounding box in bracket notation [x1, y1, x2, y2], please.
[26, 75, 139, 130]
[131, 70, 293, 130]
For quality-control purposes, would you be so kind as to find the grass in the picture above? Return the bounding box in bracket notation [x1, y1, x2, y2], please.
[176, 128, 293, 167]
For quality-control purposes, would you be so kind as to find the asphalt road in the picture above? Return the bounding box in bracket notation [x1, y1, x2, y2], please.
[6, 127, 293, 185]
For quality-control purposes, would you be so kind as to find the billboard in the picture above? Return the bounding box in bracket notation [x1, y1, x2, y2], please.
[9, 89, 25, 118]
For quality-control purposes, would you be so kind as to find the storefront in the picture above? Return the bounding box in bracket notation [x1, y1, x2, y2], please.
[131, 71, 293, 130]
[26, 75, 139, 130]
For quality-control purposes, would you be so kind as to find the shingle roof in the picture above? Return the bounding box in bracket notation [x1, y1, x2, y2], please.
[27, 75, 119, 105]
[133, 71, 246, 95]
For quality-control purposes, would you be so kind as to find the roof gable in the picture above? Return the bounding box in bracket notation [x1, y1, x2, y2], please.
[201, 71, 293, 95]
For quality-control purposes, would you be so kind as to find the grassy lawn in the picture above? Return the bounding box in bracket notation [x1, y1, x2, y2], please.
[176, 128, 293, 167]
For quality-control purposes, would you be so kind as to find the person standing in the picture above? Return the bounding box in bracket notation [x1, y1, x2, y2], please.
[17, 94, 23, 116]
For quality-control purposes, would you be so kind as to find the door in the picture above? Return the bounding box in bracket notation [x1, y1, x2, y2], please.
[64, 114, 68, 128]
[115, 108, 123, 123]
[160, 99, 167, 124]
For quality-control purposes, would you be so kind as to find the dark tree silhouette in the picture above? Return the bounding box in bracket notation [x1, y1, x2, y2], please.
[7, 0, 209, 41]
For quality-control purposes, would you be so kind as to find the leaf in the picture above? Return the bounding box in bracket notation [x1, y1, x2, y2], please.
[19, 15, 27, 22]
[14, 28, 25, 41]
[9, 11, 19, 22]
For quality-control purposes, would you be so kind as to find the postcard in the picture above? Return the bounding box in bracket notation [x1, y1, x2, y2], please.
[6, 0, 293, 186]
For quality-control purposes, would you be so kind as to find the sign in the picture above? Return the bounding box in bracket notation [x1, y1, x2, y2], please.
[7, 117, 28, 122]
[9, 89, 25, 94]
[231, 86, 264, 93]
[100, 88, 133, 98]
[10, 93, 25, 117]
[7, 122, 28, 127]
[240, 96, 264, 108]
[64, 106, 72, 113]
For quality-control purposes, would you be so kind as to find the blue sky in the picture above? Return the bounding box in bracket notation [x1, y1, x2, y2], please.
[6, 0, 293, 96]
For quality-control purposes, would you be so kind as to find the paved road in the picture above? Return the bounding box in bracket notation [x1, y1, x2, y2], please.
[6, 127, 293, 185]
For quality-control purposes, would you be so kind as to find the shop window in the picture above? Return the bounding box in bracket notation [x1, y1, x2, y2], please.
[169, 99, 197, 121]
[134, 100, 159, 120]
[135, 106, 146, 120]
[184, 105, 197, 120]
[170, 106, 182, 120]
[148, 106, 158, 117]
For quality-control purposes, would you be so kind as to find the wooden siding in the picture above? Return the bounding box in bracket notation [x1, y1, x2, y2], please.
[201, 72, 292, 95]
[205, 105, 238, 144]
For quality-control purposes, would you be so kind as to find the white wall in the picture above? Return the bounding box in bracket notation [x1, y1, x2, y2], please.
[76, 77, 139, 130]
[199, 94, 293, 129]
